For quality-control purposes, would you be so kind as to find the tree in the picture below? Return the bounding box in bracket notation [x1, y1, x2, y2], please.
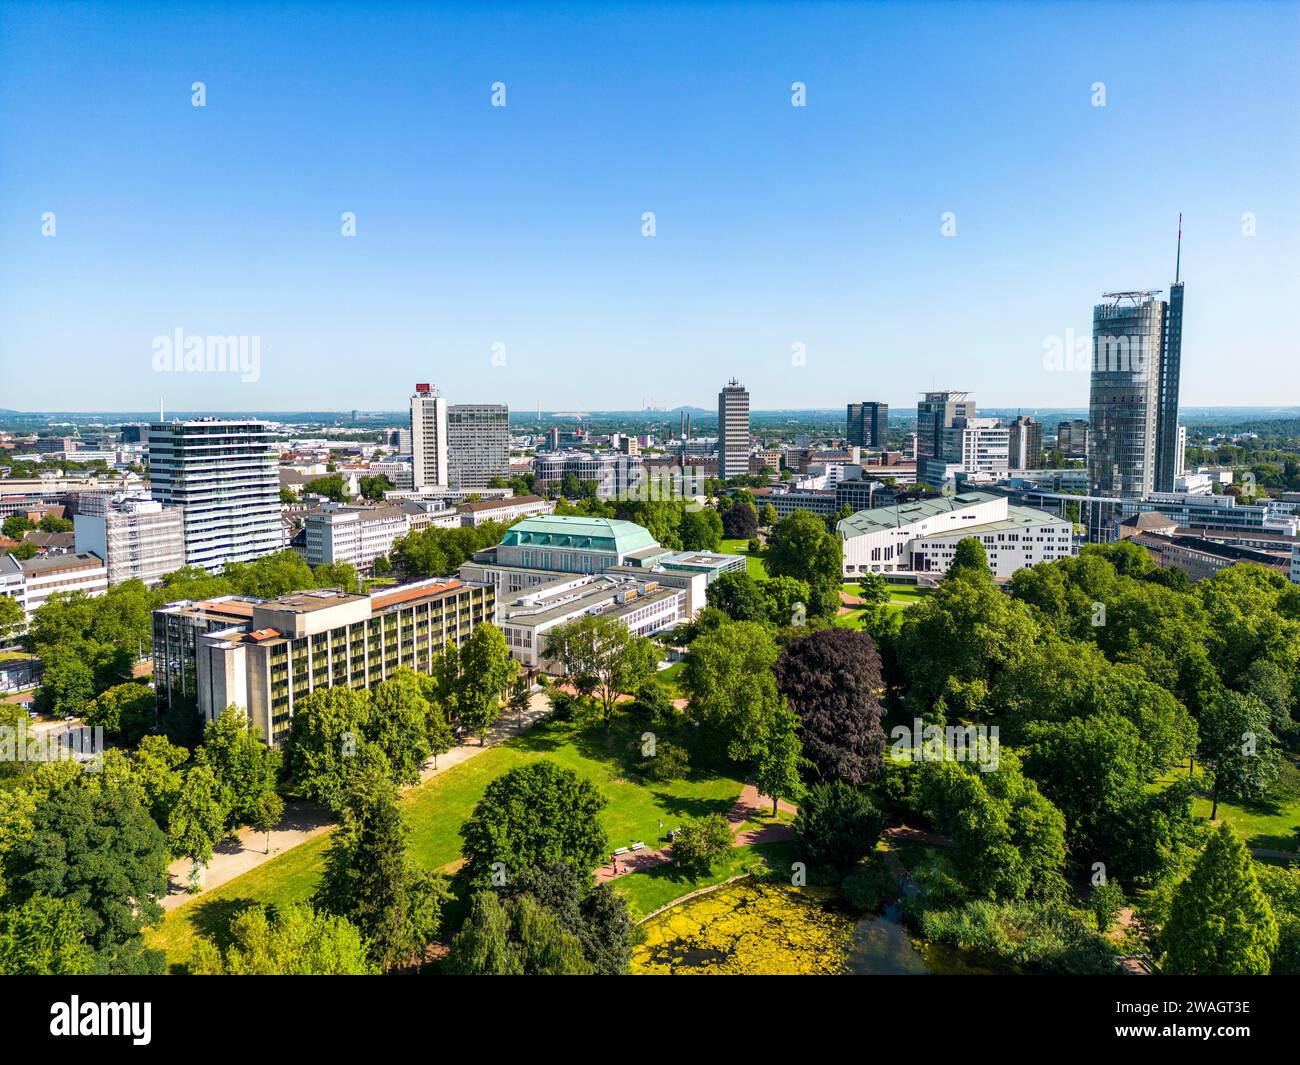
[544, 615, 658, 729]
[460, 760, 608, 883]
[285, 686, 373, 808]
[368, 670, 434, 784]
[168, 763, 229, 876]
[1022, 714, 1195, 882]
[706, 571, 768, 622]
[774, 628, 886, 785]
[3, 782, 167, 970]
[895, 572, 1040, 721]
[129, 734, 187, 830]
[793, 782, 883, 876]
[1162, 824, 1278, 975]
[2, 515, 33, 540]
[358, 474, 396, 501]
[1091, 878, 1125, 934]
[671, 813, 733, 876]
[315, 772, 451, 970]
[223, 550, 317, 599]
[453, 624, 517, 744]
[251, 791, 285, 855]
[916, 755, 1068, 902]
[302, 475, 349, 502]
[190, 904, 377, 975]
[501, 862, 635, 974]
[680, 507, 724, 550]
[721, 501, 758, 540]
[1199, 690, 1281, 819]
[83, 682, 156, 745]
[445, 891, 592, 975]
[313, 561, 359, 591]
[759, 502, 778, 527]
[764, 510, 844, 618]
[0, 894, 95, 975]
[196, 706, 281, 829]
[948, 537, 991, 579]
[752, 700, 804, 816]
[0, 594, 24, 646]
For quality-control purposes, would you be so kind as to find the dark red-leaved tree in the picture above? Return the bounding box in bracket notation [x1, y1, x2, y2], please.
[774, 628, 886, 785]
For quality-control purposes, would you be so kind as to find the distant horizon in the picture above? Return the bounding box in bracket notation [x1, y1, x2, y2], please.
[4, 404, 1298, 422]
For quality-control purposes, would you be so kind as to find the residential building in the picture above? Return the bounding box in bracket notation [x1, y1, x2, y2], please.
[73, 496, 185, 586]
[147, 419, 282, 572]
[153, 578, 494, 745]
[0, 552, 109, 628]
[457, 494, 554, 527]
[837, 490, 1074, 578]
[301, 506, 410, 572]
[717, 378, 751, 480]
[1007, 416, 1044, 470]
[448, 403, 509, 489]
[847, 402, 889, 449]
[410, 384, 449, 489]
[1128, 530, 1292, 583]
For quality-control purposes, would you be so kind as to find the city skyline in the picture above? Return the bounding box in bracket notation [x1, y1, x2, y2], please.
[2, 2, 1297, 411]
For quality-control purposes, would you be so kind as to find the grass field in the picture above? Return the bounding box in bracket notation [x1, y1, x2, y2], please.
[145, 715, 746, 971]
[720, 538, 768, 579]
[1155, 755, 1300, 856]
[836, 581, 933, 628]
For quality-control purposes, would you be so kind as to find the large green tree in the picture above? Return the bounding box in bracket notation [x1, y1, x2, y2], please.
[544, 615, 658, 729]
[190, 903, 377, 975]
[1162, 823, 1278, 975]
[460, 760, 608, 883]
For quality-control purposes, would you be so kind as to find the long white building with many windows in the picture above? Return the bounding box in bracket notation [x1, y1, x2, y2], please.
[838, 490, 1074, 578]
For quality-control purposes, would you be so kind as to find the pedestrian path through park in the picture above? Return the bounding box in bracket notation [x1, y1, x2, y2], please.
[160, 693, 552, 911]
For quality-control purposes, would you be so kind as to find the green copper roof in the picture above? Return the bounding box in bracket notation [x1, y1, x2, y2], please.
[836, 491, 1003, 538]
[499, 515, 659, 555]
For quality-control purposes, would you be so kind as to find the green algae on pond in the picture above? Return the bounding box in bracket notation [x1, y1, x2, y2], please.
[633, 881, 856, 975]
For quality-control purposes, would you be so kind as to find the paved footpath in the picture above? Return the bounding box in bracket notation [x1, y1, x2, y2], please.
[162, 692, 553, 910]
[594, 783, 796, 885]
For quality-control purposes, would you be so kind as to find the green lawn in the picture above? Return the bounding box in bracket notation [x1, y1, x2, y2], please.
[1156, 756, 1300, 856]
[145, 716, 745, 971]
[656, 660, 687, 699]
[720, 538, 769, 579]
[836, 581, 932, 628]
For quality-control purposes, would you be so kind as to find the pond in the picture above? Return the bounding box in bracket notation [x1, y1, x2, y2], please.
[632, 879, 1006, 975]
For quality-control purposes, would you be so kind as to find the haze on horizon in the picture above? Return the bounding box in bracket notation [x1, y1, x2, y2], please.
[1, 1, 1296, 413]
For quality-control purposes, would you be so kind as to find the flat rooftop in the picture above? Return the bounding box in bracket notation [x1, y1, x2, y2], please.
[837, 491, 1003, 537]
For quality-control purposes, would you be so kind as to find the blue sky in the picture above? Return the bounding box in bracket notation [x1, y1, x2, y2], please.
[1, 0, 1296, 413]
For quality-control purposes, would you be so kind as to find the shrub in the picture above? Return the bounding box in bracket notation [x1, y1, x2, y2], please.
[841, 856, 898, 915]
[638, 740, 690, 782]
[671, 813, 733, 876]
[793, 781, 883, 876]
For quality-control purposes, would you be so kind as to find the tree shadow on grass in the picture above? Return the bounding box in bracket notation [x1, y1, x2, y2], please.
[649, 791, 736, 822]
[165, 895, 265, 975]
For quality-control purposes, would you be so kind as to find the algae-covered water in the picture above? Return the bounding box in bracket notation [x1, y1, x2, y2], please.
[632, 880, 1005, 975]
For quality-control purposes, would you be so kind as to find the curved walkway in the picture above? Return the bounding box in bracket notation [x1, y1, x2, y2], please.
[594, 784, 795, 885]
[161, 692, 553, 910]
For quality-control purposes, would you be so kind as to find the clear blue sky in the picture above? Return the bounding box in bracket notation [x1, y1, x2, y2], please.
[1, 0, 1296, 413]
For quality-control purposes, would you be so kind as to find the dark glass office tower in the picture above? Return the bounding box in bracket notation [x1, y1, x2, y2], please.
[1089, 220, 1186, 499]
[847, 402, 889, 448]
